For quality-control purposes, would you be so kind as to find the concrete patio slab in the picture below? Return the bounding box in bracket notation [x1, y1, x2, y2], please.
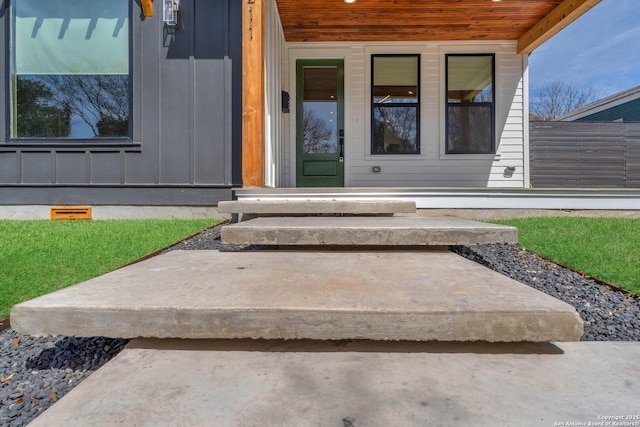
[28, 340, 640, 427]
[11, 250, 582, 342]
[220, 216, 518, 246]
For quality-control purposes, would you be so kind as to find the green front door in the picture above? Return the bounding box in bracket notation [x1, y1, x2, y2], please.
[296, 59, 344, 187]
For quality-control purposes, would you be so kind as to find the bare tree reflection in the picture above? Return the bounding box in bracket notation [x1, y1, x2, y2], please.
[44, 75, 129, 137]
[303, 108, 335, 154]
[372, 106, 418, 154]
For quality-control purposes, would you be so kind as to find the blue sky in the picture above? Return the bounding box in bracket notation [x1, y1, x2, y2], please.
[528, 0, 640, 99]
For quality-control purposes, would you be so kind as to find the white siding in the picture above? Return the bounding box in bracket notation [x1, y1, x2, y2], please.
[264, 0, 286, 187]
[283, 41, 529, 188]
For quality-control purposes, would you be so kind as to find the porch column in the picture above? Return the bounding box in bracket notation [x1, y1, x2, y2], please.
[242, 0, 265, 187]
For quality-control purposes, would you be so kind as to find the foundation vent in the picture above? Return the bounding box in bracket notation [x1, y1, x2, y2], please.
[50, 206, 92, 220]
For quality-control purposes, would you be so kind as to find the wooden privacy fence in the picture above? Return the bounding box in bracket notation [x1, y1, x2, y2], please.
[530, 122, 640, 188]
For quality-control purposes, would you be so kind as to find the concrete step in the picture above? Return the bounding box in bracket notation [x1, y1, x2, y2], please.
[11, 250, 582, 342]
[221, 216, 518, 246]
[28, 339, 640, 426]
[218, 199, 416, 216]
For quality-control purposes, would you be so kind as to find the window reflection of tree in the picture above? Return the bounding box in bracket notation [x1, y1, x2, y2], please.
[303, 108, 335, 154]
[43, 75, 129, 137]
[16, 78, 71, 138]
[373, 106, 417, 153]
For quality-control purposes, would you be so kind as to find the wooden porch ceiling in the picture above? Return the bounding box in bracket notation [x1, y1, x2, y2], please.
[274, 0, 601, 54]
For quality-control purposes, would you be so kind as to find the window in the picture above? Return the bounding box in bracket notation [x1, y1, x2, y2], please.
[9, 0, 130, 139]
[371, 55, 419, 154]
[446, 54, 494, 154]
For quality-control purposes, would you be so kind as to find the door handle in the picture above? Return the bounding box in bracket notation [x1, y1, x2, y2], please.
[339, 129, 344, 163]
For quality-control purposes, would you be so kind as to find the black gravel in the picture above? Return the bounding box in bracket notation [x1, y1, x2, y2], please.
[2, 225, 639, 425]
[451, 244, 640, 341]
[0, 333, 127, 426]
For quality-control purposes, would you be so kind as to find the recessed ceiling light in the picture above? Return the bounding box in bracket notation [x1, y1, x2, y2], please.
[345, 0, 356, 3]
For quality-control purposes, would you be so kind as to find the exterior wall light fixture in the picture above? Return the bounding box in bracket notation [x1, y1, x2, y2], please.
[163, 0, 180, 26]
[503, 166, 516, 178]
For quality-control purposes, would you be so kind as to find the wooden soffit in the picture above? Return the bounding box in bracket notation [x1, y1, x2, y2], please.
[275, 0, 601, 54]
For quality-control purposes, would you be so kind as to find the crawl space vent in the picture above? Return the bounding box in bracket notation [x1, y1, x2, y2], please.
[50, 206, 92, 220]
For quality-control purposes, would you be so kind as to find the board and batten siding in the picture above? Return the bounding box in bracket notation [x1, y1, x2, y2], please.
[0, 0, 242, 205]
[285, 41, 528, 188]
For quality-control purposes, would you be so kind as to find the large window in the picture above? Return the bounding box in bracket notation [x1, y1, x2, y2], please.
[9, 0, 130, 139]
[446, 54, 494, 154]
[371, 55, 419, 154]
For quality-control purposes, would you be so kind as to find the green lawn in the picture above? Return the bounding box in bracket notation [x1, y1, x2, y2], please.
[0, 219, 224, 318]
[492, 217, 640, 295]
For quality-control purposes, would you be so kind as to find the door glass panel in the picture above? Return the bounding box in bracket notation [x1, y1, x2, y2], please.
[302, 67, 338, 154]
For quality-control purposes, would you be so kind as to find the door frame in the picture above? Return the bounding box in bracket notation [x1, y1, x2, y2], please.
[295, 58, 345, 187]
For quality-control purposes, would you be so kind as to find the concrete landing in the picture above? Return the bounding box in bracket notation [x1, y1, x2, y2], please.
[11, 250, 582, 342]
[28, 340, 640, 427]
[218, 199, 416, 215]
[221, 216, 518, 246]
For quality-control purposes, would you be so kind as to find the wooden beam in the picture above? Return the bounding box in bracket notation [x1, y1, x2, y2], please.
[242, 0, 265, 187]
[518, 0, 601, 54]
[141, 0, 153, 17]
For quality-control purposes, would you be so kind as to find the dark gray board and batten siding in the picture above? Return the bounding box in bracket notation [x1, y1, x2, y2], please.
[0, 0, 242, 205]
[530, 122, 640, 188]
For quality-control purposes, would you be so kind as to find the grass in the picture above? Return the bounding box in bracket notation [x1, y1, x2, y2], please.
[0, 219, 224, 318]
[492, 217, 640, 295]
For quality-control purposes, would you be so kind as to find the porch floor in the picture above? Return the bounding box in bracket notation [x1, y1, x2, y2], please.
[233, 186, 640, 210]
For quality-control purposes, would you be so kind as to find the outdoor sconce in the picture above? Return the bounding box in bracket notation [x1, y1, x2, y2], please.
[163, 0, 180, 26]
[503, 166, 516, 178]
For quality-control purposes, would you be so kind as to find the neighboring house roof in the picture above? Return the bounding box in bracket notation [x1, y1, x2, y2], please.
[560, 86, 640, 122]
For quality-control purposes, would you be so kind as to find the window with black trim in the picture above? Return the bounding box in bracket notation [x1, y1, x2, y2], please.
[9, 0, 131, 140]
[371, 54, 419, 154]
[446, 54, 494, 154]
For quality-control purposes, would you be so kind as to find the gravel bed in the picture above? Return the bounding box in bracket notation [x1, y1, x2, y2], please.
[2, 226, 639, 425]
[0, 333, 127, 426]
[451, 244, 640, 341]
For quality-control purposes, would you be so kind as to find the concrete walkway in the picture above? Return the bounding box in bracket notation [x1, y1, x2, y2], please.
[29, 339, 640, 427]
[12, 202, 634, 425]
